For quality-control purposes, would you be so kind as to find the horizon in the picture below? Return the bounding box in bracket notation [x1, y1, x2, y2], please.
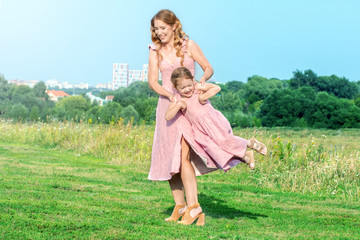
[1, 0, 360, 85]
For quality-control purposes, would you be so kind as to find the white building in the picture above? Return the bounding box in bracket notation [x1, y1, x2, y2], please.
[142, 64, 148, 82]
[73, 83, 89, 89]
[129, 70, 142, 86]
[86, 92, 105, 106]
[113, 63, 129, 90]
[45, 79, 62, 89]
[96, 83, 112, 89]
[9, 79, 39, 88]
[62, 82, 73, 89]
[113, 63, 156, 90]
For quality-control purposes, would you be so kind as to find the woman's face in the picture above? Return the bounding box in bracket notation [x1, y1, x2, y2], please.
[175, 78, 194, 98]
[154, 19, 175, 44]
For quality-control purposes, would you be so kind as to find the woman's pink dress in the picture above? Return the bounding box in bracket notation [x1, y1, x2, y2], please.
[148, 39, 217, 181]
[181, 90, 248, 171]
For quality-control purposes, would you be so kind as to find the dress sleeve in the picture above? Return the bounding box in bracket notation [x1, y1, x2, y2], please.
[148, 44, 157, 51]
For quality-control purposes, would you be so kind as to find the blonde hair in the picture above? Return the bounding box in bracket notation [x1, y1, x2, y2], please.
[171, 67, 194, 87]
[150, 9, 188, 66]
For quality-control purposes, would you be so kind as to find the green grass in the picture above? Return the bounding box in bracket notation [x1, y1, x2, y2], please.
[1, 142, 359, 239]
[2, 120, 358, 200]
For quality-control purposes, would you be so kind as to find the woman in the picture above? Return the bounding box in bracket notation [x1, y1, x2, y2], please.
[147, 9, 214, 225]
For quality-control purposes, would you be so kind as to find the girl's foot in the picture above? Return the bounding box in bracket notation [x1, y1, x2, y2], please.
[244, 151, 255, 170]
[178, 203, 205, 226]
[248, 137, 267, 155]
[165, 204, 187, 222]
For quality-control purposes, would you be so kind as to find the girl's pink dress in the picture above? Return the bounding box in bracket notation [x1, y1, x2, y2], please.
[148, 40, 217, 181]
[180, 90, 248, 171]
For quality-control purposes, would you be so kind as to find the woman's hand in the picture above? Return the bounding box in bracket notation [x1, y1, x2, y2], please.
[199, 76, 206, 86]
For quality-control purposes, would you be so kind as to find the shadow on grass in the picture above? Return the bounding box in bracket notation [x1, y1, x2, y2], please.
[164, 193, 268, 220]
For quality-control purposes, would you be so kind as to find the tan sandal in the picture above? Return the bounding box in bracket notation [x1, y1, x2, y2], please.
[178, 203, 205, 226]
[244, 151, 255, 170]
[249, 137, 267, 155]
[165, 204, 187, 222]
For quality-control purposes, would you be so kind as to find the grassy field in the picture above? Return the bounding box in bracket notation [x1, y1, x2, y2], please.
[1, 142, 359, 239]
[0, 121, 359, 239]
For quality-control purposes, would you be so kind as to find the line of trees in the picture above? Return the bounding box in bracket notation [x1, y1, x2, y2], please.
[1, 70, 360, 129]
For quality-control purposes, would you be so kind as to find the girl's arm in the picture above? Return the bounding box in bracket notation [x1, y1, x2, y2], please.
[186, 40, 214, 85]
[165, 100, 187, 121]
[195, 83, 221, 104]
[148, 50, 175, 102]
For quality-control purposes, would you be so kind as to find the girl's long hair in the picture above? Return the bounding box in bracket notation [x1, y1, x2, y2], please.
[150, 9, 188, 66]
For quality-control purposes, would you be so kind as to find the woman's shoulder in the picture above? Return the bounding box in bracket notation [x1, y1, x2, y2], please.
[182, 39, 199, 58]
[184, 39, 198, 49]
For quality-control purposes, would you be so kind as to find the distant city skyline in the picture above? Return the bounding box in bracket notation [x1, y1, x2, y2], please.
[1, 0, 360, 85]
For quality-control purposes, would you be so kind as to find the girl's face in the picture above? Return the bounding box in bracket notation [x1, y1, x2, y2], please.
[154, 19, 176, 44]
[175, 78, 194, 98]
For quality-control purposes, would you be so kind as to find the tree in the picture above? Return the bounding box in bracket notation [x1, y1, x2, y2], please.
[260, 88, 315, 127]
[226, 81, 244, 93]
[310, 92, 360, 129]
[289, 69, 317, 89]
[6, 104, 29, 122]
[133, 97, 157, 124]
[243, 75, 284, 104]
[55, 95, 91, 121]
[120, 105, 139, 124]
[211, 92, 243, 113]
[33, 81, 49, 100]
[29, 106, 40, 121]
[0, 74, 11, 101]
[99, 102, 122, 123]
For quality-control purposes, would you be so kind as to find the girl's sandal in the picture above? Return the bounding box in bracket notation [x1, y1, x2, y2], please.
[165, 204, 187, 222]
[244, 151, 255, 170]
[178, 203, 205, 226]
[249, 137, 267, 155]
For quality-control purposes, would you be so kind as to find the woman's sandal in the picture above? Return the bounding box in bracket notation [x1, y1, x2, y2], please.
[249, 137, 267, 155]
[165, 204, 187, 222]
[177, 203, 205, 226]
[244, 151, 255, 170]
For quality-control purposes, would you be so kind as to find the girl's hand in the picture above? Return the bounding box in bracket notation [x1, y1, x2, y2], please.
[168, 94, 175, 102]
[178, 101, 187, 110]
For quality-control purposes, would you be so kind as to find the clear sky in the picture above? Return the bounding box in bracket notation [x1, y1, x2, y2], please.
[1, 0, 359, 85]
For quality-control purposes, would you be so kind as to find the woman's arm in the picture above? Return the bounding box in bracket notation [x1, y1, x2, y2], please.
[195, 82, 221, 104]
[187, 40, 214, 85]
[165, 100, 187, 121]
[148, 50, 175, 101]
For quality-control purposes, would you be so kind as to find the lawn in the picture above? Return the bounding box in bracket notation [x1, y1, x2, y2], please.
[1, 142, 359, 239]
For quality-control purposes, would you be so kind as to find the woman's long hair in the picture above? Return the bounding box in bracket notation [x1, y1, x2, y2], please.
[150, 9, 188, 66]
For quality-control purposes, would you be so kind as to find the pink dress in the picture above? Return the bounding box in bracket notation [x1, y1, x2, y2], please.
[181, 90, 248, 171]
[148, 39, 217, 181]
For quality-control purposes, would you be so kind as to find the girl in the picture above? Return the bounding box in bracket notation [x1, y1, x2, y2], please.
[166, 67, 267, 173]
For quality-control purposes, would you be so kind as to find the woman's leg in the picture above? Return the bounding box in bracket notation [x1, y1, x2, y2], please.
[168, 173, 186, 205]
[180, 137, 197, 206]
[166, 173, 187, 221]
[180, 137, 202, 216]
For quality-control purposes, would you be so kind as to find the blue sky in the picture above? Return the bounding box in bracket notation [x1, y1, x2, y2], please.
[0, 0, 359, 85]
